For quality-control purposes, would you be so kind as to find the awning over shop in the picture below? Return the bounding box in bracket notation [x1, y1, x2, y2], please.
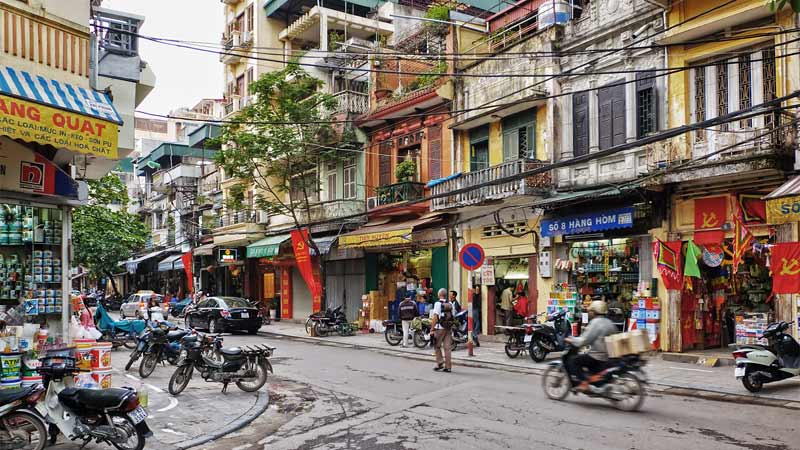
[193, 243, 216, 256]
[532, 186, 632, 210]
[157, 254, 184, 272]
[123, 249, 170, 274]
[764, 176, 800, 224]
[247, 234, 291, 258]
[310, 235, 337, 256]
[338, 215, 445, 249]
[0, 65, 121, 159]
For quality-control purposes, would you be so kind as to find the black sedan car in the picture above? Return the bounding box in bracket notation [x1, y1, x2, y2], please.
[185, 296, 262, 334]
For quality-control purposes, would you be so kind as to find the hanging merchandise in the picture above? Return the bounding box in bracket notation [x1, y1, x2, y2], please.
[731, 209, 754, 274]
[770, 242, 800, 294]
[738, 194, 767, 223]
[684, 240, 702, 278]
[702, 244, 724, 267]
[654, 239, 682, 290]
[694, 197, 727, 245]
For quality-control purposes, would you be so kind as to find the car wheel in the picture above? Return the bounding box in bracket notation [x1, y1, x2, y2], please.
[247, 328, 259, 335]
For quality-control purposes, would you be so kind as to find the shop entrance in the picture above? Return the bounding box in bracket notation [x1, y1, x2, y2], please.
[325, 259, 366, 322]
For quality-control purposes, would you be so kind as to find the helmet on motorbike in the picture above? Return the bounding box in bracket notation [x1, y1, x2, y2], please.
[588, 300, 608, 315]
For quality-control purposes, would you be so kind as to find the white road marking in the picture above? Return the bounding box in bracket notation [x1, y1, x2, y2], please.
[125, 374, 139, 380]
[146, 383, 164, 393]
[160, 428, 187, 436]
[156, 396, 179, 412]
[668, 366, 714, 373]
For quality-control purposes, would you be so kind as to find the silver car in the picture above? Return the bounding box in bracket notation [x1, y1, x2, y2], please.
[119, 293, 164, 319]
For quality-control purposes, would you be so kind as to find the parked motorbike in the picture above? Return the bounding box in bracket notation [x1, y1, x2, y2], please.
[542, 344, 647, 412]
[383, 320, 414, 346]
[138, 326, 189, 379]
[36, 349, 152, 450]
[0, 384, 48, 449]
[168, 332, 273, 395]
[308, 306, 353, 336]
[529, 310, 572, 362]
[733, 321, 800, 393]
[411, 316, 432, 348]
[94, 303, 144, 350]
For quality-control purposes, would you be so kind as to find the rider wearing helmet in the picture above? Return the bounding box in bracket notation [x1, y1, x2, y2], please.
[565, 300, 618, 392]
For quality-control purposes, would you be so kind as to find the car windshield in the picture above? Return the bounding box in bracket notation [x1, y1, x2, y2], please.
[219, 297, 251, 309]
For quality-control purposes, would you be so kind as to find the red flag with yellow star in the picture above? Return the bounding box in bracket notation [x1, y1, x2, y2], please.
[771, 242, 800, 294]
[694, 196, 727, 245]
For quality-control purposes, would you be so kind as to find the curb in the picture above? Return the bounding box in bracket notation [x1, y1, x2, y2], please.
[660, 352, 737, 367]
[261, 331, 800, 411]
[174, 388, 271, 449]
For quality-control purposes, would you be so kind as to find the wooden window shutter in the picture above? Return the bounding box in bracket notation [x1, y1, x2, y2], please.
[572, 93, 589, 156]
[598, 86, 613, 150]
[611, 83, 626, 146]
[428, 124, 442, 179]
[379, 143, 392, 186]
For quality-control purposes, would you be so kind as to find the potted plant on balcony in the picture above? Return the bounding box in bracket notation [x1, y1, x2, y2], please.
[395, 159, 417, 182]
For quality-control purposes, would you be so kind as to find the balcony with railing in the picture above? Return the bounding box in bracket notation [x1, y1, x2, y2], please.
[216, 209, 258, 228]
[220, 29, 251, 65]
[223, 96, 241, 117]
[221, 0, 240, 5]
[330, 90, 369, 115]
[431, 159, 552, 211]
[375, 181, 425, 207]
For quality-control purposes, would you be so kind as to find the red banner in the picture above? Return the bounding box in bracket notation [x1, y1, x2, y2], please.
[738, 193, 767, 223]
[281, 268, 293, 319]
[772, 242, 800, 294]
[181, 252, 194, 295]
[694, 196, 727, 245]
[290, 229, 322, 310]
[654, 240, 683, 290]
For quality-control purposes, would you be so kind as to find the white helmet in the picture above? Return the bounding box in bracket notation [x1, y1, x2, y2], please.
[588, 300, 608, 315]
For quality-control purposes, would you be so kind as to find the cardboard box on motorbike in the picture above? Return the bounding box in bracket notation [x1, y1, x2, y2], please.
[605, 329, 650, 358]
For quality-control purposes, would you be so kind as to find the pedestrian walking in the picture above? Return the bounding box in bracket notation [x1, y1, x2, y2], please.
[431, 288, 455, 372]
[449, 290, 461, 313]
[500, 285, 514, 327]
[398, 294, 417, 348]
[472, 286, 482, 347]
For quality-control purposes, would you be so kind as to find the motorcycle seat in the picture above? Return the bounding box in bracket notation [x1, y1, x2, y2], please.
[221, 347, 243, 357]
[167, 330, 189, 341]
[58, 387, 133, 410]
[0, 385, 37, 405]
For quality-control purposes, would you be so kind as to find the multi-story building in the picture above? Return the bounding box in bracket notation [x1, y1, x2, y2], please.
[0, 0, 153, 337]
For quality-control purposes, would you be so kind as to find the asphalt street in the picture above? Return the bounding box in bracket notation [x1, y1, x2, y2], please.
[192, 335, 798, 450]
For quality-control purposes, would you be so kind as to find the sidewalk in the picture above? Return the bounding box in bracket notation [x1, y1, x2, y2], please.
[262, 322, 800, 409]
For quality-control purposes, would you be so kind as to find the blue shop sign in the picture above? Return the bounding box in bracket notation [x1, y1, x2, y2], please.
[540, 207, 635, 237]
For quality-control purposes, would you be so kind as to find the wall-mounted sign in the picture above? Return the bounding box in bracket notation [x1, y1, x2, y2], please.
[540, 207, 635, 237]
[217, 248, 239, 264]
[480, 265, 495, 285]
[766, 195, 800, 225]
[0, 139, 78, 199]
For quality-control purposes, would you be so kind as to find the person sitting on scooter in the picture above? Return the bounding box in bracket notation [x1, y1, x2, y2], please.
[565, 300, 617, 392]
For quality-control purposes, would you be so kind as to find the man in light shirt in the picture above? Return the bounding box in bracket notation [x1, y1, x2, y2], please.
[430, 288, 454, 372]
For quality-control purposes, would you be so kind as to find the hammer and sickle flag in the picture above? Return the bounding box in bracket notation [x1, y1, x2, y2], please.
[771, 242, 800, 294]
[694, 196, 727, 245]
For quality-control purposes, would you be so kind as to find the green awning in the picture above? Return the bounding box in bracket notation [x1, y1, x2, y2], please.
[114, 157, 134, 173]
[188, 124, 222, 149]
[137, 143, 218, 175]
[246, 234, 291, 258]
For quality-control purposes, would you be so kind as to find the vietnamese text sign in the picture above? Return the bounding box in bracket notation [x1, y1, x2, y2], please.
[0, 94, 118, 159]
[540, 207, 635, 237]
[766, 195, 800, 225]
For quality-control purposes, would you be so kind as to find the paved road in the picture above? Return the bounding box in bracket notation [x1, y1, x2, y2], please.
[195, 335, 797, 450]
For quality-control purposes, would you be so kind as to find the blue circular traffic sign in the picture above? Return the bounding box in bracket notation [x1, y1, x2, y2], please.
[459, 243, 485, 271]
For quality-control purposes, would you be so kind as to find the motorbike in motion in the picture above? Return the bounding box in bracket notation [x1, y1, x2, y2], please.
[542, 344, 647, 412]
[36, 349, 152, 450]
[733, 321, 800, 392]
[0, 384, 48, 449]
[168, 332, 274, 395]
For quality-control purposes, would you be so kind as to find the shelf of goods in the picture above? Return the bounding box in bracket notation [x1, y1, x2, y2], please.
[735, 312, 769, 346]
[631, 297, 660, 343]
[548, 290, 579, 323]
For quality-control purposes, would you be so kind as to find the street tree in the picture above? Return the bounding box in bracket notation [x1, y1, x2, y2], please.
[73, 174, 150, 295]
[215, 63, 358, 310]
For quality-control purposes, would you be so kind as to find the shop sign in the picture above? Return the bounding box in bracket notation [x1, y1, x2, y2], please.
[412, 229, 447, 246]
[540, 207, 635, 237]
[217, 248, 239, 264]
[338, 229, 411, 249]
[0, 94, 118, 159]
[480, 265, 495, 285]
[0, 140, 79, 199]
[766, 195, 800, 225]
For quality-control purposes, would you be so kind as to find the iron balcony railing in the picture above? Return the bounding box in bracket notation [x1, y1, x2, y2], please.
[331, 90, 369, 115]
[216, 209, 257, 228]
[431, 159, 552, 211]
[375, 181, 425, 207]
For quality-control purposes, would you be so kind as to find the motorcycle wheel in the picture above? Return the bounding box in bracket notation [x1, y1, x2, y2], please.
[413, 331, 429, 349]
[0, 410, 47, 450]
[504, 338, 521, 358]
[542, 365, 570, 401]
[529, 337, 548, 362]
[384, 326, 402, 346]
[742, 367, 764, 393]
[138, 353, 159, 379]
[168, 364, 193, 396]
[109, 414, 145, 450]
[123, 335, 138, 350]
[236, 359, 268, 392]
[125, 350, 141, 371]
[305, 317, 313, 335]
[609, 373, 645, 412]
[313, 321, 329, 337]
[451, 335, 458, 351]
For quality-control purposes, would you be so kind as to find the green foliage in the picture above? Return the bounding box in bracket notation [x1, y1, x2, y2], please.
[214, 64, 350, 221]
[395, 159, 417, 182]
[328, 31, 344, 52]
[73, 175, 149, 292]
[226, 183, 247, 210]
[408, 60, 447, 91]
[425, 4, 450, 21]
[769, 0, 800, 12]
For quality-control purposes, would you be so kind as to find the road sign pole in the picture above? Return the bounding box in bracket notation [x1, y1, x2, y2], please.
[459, 243, 484, 359]
[467, 269, 474, 357]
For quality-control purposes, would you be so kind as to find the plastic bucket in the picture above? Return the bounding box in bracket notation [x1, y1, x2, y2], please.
[0, 380, 21, 390]
[91, 342, 112, 370]
[21, 375, 42, 388]
[74, 339, 94, 371]
[0, 353, 23, 382]
[74, 373, 98, 389]
[91, 369, 112, 389]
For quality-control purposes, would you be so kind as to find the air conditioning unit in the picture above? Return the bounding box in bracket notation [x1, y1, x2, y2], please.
[366, 197, 378, 210]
